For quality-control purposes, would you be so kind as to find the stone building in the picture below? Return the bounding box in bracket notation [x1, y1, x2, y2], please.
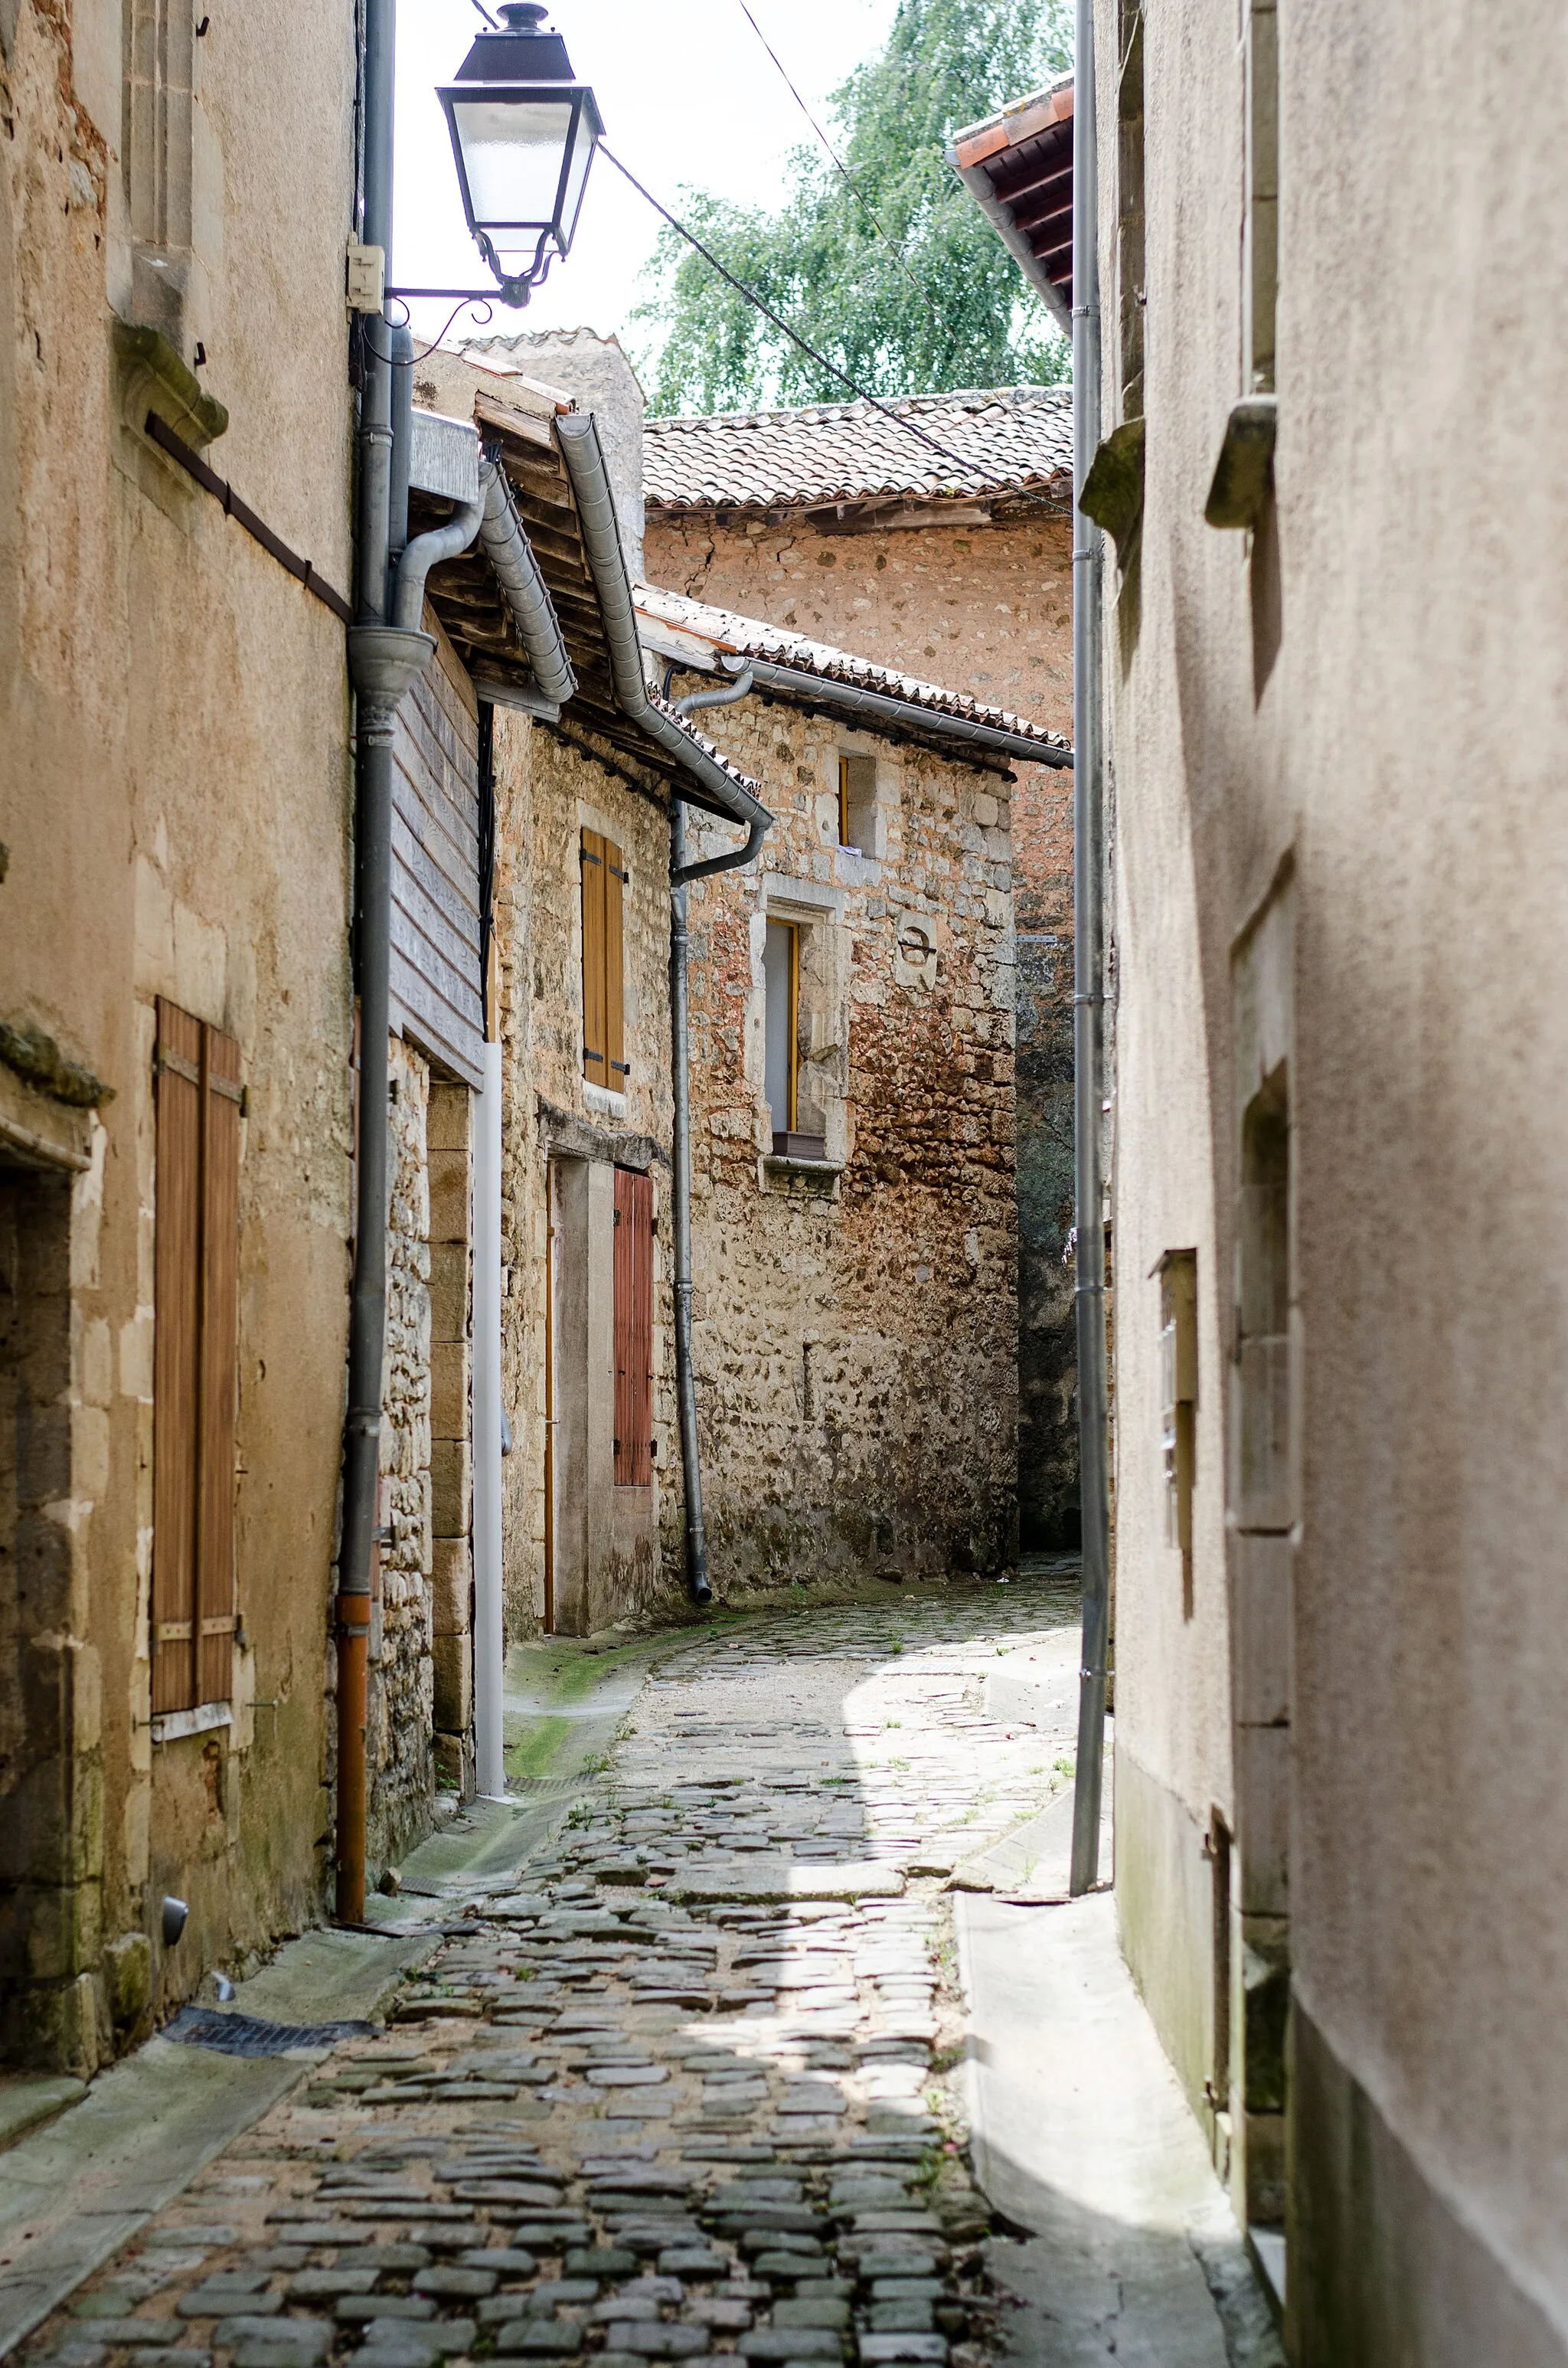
[632, 586, 1070, 1594]
[0, 0, 357, 2065]
[983, 0, 1568, 2356]
[641, 390, 1081, 1549]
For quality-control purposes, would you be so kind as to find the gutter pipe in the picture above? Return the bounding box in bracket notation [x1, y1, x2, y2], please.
[477, 456, 577, 708]
[735, 656, 1073, 773]
[1068, 0, 1112, 1898]
[554, 414, 773, 836]
[338, 0, 485, 1920]
[663, 664, 761, 1607]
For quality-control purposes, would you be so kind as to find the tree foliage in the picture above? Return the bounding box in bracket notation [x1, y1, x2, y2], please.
[632, 0, 1073, 416]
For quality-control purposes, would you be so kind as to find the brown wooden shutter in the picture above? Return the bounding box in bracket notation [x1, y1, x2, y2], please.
[612, 1166, 653, 1487]
[152, 998, 241, 1713]
[581, 829, 606, 1084]
[604, 839, 627, 1084]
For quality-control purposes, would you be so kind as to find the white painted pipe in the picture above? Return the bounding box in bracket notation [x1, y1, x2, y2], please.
[472, 1035, 506, 1798]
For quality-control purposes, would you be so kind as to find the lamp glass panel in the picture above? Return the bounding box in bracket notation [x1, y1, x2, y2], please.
[449, 96, 575, 227]
[557, 100, 596, 250]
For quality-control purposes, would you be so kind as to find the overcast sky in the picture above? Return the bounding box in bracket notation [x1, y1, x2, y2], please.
[391, 0, 903, 365]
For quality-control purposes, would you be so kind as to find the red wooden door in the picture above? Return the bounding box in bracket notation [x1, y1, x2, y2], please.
[613, 1167, 653, 1486]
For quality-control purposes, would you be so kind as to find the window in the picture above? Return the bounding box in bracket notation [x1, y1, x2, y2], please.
[580, 828, 627, 1091]
[152, 997, 241, 1714]
[1118, 1, 1146, 420]
[1243, 0, 1278, 394]
[764, 919, 801, 1150]
[1156, 1248, 1197, 1614]
[837, 754, 877, 854]
[612, 1167, 653, 1486]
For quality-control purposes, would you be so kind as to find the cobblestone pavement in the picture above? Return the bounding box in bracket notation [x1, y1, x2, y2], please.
[21, 1578, 1084, 2368]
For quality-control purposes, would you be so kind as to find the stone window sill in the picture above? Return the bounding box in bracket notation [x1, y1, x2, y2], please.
[584, 1082, 629, 1120]
[151, 1701, 232, 1745]
[762, 1153, 844, 1198]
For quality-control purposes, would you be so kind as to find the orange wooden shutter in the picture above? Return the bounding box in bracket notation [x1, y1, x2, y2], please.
[153, 1002, 202, 1713]
[152, 998, 240, 1713]
[198, 1023, 242, 1705]
[604, 838, 627, 1085]
[612, 1167, 653, 1487]
[581, 829, 606, 1084]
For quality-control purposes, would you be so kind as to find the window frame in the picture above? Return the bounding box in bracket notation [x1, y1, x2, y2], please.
[580, 826, 628, 1091]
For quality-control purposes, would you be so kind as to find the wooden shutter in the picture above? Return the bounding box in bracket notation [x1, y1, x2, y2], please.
[581, 829, 606, 1085]
[604, 839, 627, 1084]
[581, 829, 629, 1089]
[612, 1167, 653, 1487]
[152, 998, 241, 1713]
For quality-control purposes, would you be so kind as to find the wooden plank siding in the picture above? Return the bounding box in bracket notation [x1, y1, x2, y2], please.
[152, 999, 241, 1713]
[390, 636, 485, 1089]
[612, 1166, 654, 1487]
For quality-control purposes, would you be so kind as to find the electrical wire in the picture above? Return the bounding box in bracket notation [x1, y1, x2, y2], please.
[599, 142, 983, 479]
[730, 0, 929, 308]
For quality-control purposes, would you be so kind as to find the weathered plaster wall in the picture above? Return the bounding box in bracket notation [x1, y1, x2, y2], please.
[672, 693, 1018, 1591]
[0, 0, 354, 2065]
[1107, 0, 1568, 2347]
[644, 505, 1076, 1545]
[494, 718, 679, 1639]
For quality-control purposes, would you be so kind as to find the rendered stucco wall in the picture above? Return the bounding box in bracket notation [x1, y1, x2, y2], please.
[1106, 0, 1568, 2348]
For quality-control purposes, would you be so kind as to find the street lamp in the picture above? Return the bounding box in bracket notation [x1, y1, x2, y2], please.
[436, 2, 603, 308]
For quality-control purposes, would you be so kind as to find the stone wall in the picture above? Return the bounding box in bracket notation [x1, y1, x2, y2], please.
[492, 715, 681, 1637]
[643, 504, 1076, 1545]
[1, 0, 356, 2060]
[673, 694, 1019, 1591]
[427, 1081, 472, 1794]
[368, 1038, 435, 1871]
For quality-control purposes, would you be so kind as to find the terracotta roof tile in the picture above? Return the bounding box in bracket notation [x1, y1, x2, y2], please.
[642, 385, 1072, 513]
[635, 583, 1070, 757]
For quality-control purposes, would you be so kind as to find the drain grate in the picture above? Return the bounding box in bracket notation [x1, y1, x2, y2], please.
[163, 2007, 374, 2056]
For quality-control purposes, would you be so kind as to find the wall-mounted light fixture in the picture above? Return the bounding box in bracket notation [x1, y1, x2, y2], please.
[390, 2, 603, 312]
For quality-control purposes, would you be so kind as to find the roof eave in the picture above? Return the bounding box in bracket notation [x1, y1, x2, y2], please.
[945, 149, 1073, 336]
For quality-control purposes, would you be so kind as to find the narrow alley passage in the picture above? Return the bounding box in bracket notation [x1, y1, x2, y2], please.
[10, 1582, 1277, 2368]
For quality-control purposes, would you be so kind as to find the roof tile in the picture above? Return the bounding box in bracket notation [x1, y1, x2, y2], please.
[643, 386, 1072, 513]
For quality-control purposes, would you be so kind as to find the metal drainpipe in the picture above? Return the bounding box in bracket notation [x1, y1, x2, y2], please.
[1069, 0, 1112, 1898]
[339, 0, 492, 1920]
[665, 664, 762, 1606]
[336, 0, 397, 1930]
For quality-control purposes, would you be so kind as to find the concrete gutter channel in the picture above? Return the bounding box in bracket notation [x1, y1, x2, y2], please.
[0, 1627, 694, 2360]
[0, 1613, 1281, 2366]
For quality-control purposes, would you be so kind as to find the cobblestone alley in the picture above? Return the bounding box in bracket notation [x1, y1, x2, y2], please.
[8, 1581, 1276, 2368]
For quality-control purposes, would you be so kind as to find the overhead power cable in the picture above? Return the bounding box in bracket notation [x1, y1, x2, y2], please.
[598, 143, 982, 481]
[730, 0, 930, 308]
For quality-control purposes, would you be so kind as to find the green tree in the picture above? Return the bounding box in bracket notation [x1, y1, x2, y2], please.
[632, 0, 1072, 416]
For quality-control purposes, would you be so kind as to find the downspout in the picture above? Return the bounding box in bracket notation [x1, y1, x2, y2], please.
[1069, 0, 1112, 1897]
[664, 663, 760, 1607]
[338, 0, 485, 1921]
[472, 1021, 505, 1797]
